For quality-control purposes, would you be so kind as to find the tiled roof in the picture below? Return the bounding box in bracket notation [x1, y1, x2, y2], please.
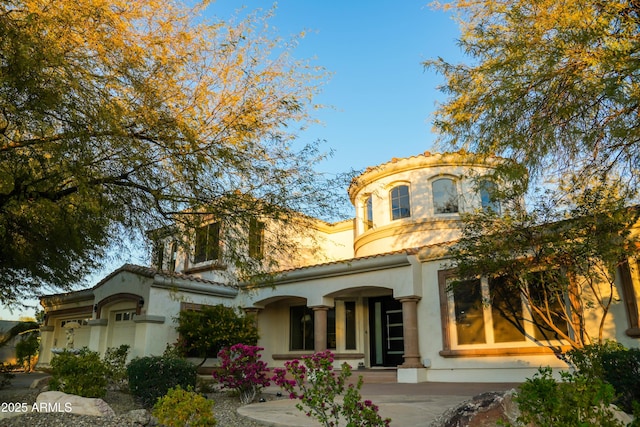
[272, 241, 455, 275]
[94, 263, 237, 289]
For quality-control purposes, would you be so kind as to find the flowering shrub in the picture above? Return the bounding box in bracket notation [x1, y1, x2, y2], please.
[272, 350, 391, 427]
[212, 344, 270, 404]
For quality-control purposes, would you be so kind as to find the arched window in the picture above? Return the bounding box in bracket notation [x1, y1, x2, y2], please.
[390, 185, 411, 220]
[479, 180, 500, 213]
[432, 178, 458, 214]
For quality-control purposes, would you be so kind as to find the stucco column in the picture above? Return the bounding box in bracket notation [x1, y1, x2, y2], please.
[243, 307, 261, 331]
[312, 306, 330, 352]
[397, 296, 424, 368]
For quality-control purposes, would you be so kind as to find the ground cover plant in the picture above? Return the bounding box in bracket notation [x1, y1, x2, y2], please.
[153, 385, 217, 427]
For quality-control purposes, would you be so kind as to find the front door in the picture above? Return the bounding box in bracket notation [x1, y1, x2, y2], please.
[369, 296, 404, 367]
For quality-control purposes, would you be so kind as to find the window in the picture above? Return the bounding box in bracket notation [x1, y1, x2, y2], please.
[289, 306, 337, 351]
[168, 241, 178, 272]
[479, 180, 500, 213]
[249, 218, 265, 259]
[489, 276, 526, 343]
[452, 279, 486, 345]
[114, 311, 135, 322]
[194, 222, 220, 263]
[290, 306, 314, 350]
[154, 240, 164, 270]
[433, 178, 458, 214]
[390, 185, 411, 220]
[364, 196, 373, 230]
[345, 301, 357, 350]
[443, 271, 569, 349]
[526, 271, 570, 341]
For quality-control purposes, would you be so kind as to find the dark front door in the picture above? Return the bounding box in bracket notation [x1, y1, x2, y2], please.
[369, 296, 404, 367]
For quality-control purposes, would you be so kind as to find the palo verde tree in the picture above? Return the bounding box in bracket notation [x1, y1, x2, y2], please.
[449, 174, 639, 349]
[0, 0, 345, 306]
[427, 0, 640, 185]
[428, 0, 640, 348]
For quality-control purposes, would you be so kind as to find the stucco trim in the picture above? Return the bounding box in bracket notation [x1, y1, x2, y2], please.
[272, 352, 365, 360]
[270, 253, 412, 285]
[439, 346, 572, 358]
[133, 314, 166, 324]
[44, 305, 93, 326]
[153, 275, 238, 297]
[355, 219, 461, 254]
[88, 319, 108, 326]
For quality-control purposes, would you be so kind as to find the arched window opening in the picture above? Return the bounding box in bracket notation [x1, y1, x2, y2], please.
[390, 185, 411, 220]
[433, 178, 458, 214]
[479, 180, 501, 213]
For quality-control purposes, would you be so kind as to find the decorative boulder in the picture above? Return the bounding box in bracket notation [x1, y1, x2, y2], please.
[36, 391, 115, 417]
[430, 389, 522, 427]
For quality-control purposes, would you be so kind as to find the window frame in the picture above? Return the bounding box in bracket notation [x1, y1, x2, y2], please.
[479, 180, 501, 213]
[438, 269, 571, 357]
[249, 218, 265, 259]
[390, 184, 411, 220]
[194, 222, 221, 264]
[432, 177, 459, 214]
[363, 195, 373, 230]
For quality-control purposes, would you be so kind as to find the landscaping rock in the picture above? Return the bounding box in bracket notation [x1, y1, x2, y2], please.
[36, 391, 116, 417]
[429, 389, 522, 427]
[29, 376, 51, 390]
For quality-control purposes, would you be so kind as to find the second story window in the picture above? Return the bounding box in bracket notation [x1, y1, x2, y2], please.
[194, 222, 220, 263]
[433, 178, 459, 214]
[249, 218, 265, 259]
[168, 241, 178, 272]
[479, 180, 500, 213]
[390, 185, 411, 220]
[364, 195, 373, 230]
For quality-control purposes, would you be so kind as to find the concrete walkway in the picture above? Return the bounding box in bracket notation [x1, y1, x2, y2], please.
[3, 372, 519, 426]
[239, 382, 520, 426]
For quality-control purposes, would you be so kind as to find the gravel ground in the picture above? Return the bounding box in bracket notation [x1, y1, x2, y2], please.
[0, 386, 274, 427]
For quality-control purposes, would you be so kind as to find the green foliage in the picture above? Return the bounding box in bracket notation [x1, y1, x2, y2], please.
[427, 0, 640, 187]
[512, 367, 624, 427]
[568, 342, 640, 413]
[152, 385, 216, 427]
[127, 355, 197, 409]
[103, 344, 130, 391]
[176, 305, 258, 365]
[0, 0, 343, 307]
[449, 177, 639, 348]
[15, 331, 39, 372]
[49, 348, 108, 398]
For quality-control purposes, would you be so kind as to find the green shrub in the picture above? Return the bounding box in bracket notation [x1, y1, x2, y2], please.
[103, 344, 130, 391]
[153, 385, 216, 427]
[601, 347, 640, 413]
[513, 367, 623, 427]
[567, 342, 640, 413]
[49, 348, 108, 398]
[127, 355, 197, 408]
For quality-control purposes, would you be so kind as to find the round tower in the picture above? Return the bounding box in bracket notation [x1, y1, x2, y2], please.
[347, 151, 507, 257]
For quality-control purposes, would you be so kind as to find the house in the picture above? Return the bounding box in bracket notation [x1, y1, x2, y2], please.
[38, 151, 640, 383]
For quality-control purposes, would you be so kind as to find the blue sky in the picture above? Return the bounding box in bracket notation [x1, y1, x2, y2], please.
[209, 0, 465, 175]
[1, 1, 465, 319]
